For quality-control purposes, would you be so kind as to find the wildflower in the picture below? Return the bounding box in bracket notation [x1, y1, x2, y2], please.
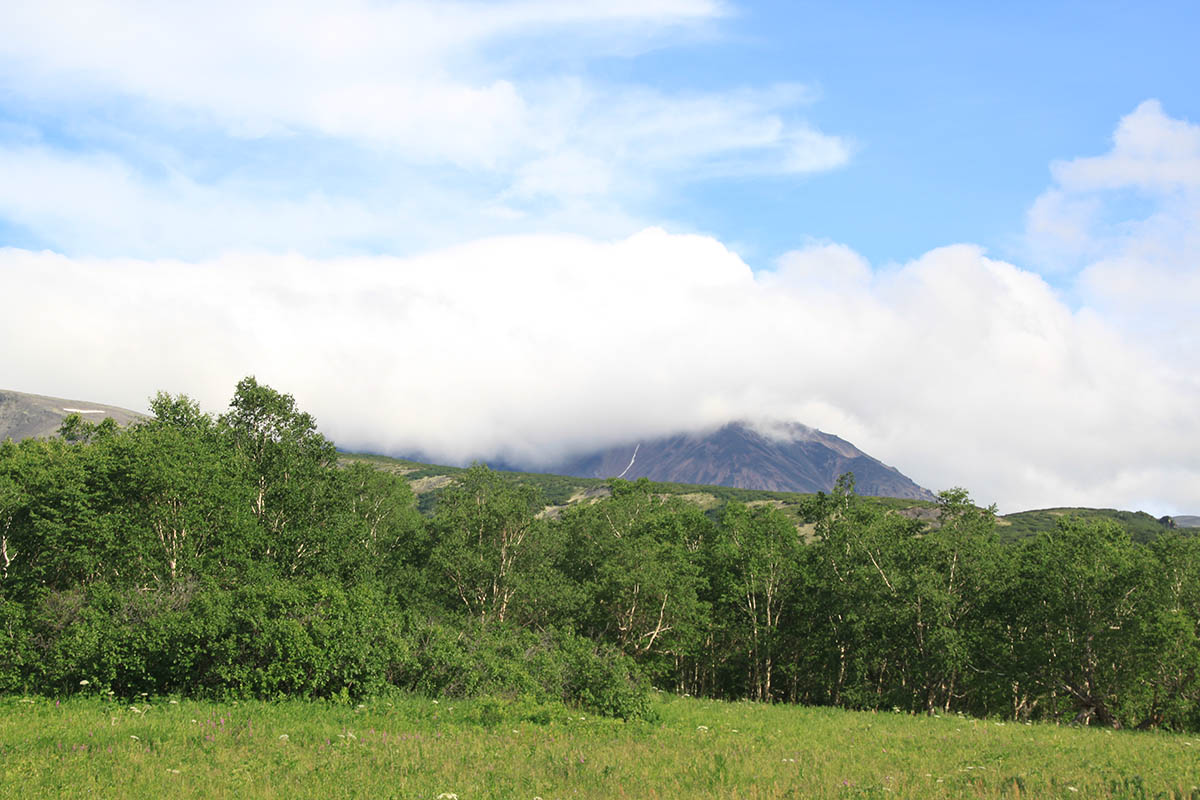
[696, 725, 709, 732]
[130, 735, 140, 741]
[1068, 789, 1078, 793]
[167, 769, 181, 774]
[279, 734, 289, 741]
[436, 794, 458, 800]
[79, 680, 90, 686]
[169, 700, 178, 705]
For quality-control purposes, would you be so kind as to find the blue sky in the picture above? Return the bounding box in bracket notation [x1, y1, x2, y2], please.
[661, 1, 1200, 266]
[2, 1, 1198, 513]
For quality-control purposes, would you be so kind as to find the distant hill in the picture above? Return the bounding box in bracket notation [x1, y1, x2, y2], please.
[0, 389, 146, 442]
[342, 452, 1198, 547]
[518, 420, 937, 501]
[341, 450, 934, 526]
[997, 507, 1183, 543]
[1173, 515, 1200, 528]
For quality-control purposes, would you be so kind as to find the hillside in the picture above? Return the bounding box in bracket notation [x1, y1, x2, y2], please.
[339, 450, 934, 526]
[513, 420, 937, 501]
[5, 386, 1191, 541]
[343, 451, 1198, 547]
[997, 507, 1182, 543]
[0, 389, 146, 442]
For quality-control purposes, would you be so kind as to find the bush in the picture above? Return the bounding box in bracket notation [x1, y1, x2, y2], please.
[13, 580, 653, 719]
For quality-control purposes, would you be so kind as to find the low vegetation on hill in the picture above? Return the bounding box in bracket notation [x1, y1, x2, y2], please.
[998, 507, 1179, 543]
[2, 378, 1199, 737]
[342, 452, 1184, 543]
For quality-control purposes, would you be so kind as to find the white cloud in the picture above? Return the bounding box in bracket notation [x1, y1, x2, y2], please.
[4, 228, 1196, 515]
[1027, 100, 1200, 364]
[0, 0, 845, 257]
[1051, 100, 1200, 192]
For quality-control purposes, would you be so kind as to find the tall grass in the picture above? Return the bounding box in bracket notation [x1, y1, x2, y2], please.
[1, 693, 1196, 799]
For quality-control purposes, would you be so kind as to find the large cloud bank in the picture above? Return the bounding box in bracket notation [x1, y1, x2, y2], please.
[4, 224, 1196, 515]
[1, 5, 1197, 516]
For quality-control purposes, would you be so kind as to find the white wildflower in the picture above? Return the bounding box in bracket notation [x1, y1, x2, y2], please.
[79, 680, 89, 686]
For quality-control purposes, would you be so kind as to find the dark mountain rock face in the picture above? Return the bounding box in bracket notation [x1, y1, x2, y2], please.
[0, 390, 146, 442]
[535, 421, 937, 501]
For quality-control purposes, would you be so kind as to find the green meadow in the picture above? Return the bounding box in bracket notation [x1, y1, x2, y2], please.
[2, 694, 1197, 800]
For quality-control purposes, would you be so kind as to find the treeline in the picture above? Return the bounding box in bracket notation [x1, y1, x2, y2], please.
[1, 379, 1198, 730]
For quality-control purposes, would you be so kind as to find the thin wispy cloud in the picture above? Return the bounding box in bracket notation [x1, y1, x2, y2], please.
[0, 0, 843, 257]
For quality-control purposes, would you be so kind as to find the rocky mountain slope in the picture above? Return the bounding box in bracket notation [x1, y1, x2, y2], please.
[0, 389, 146, 442]
[524, 420, 937, 501]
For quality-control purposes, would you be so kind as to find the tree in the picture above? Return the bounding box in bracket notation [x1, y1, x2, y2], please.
[1015, 518, 1152, 727]
[560, 479, 709, 681]
[218, 377, 338, 575]
[107, 398, 255, 585]
[710, 502, 801, 700]
[328, 461, 425, 585]
[429, 464, 544, 624]
[901, 488, 1000, 713]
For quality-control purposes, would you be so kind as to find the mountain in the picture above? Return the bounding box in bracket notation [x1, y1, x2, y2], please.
[522, 421, 937, 501]
[0, 389, 146, 442]
[1174, 516, 1200, 528]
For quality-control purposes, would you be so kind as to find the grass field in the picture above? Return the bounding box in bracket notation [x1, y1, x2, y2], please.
[2, 693, 1197, 799]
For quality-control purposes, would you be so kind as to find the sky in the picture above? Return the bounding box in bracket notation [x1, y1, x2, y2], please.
[1, 0, 1198, 515]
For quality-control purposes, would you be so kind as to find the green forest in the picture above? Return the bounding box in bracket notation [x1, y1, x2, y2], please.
[2, 378, 1198, 732]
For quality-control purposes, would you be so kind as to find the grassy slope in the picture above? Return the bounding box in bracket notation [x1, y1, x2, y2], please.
[996, 507, 1174, 543]
[340, 450, 938, 527]
[340, 452, 1189, 544]
[3, 694, 1196, 799]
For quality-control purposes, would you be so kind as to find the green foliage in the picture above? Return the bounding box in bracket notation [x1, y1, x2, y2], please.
[428, 464, 547, 623]
[998, 506, 1178, 543]
[5, 377, 1200, 731]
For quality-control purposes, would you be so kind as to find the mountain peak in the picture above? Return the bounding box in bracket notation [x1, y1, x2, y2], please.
[526, 419, 936, 501]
